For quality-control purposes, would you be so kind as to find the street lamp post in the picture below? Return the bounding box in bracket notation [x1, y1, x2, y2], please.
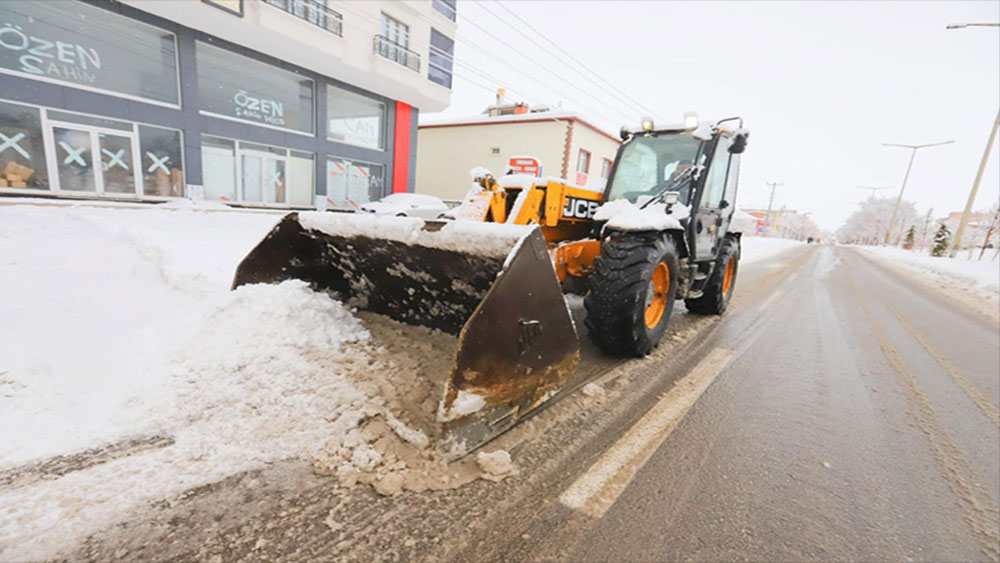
[945, 23, 1000, 29]
[946, 22, 1000, 257]
[881, 141, 954, 245]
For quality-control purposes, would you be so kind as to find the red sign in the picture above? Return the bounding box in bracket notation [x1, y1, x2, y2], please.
[575, 172, 588, 186]
[508, 156, 541, 176]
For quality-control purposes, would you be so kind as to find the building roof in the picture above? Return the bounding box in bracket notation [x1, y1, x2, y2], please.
[419, 110, 621, 143]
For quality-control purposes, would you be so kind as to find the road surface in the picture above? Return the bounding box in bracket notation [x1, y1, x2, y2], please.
[68, 244, 1000, 562]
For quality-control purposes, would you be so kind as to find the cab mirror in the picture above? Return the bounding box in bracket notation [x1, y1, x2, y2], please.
[729, 133, 748, 154]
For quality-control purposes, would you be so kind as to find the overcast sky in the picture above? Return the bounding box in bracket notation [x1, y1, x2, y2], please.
[420, 1, 1000, 231]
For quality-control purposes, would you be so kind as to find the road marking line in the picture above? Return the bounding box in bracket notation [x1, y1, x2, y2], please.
[559, 347, 734, 518]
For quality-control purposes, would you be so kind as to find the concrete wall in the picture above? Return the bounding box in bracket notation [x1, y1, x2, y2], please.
[123, 0, 455, 112]
[415, 120, 568, 200]
[566, 122, 621, 192]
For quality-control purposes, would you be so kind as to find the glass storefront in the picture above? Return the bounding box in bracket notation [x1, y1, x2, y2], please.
[326, 157, 385, 209]
[0, 1, 179, 105]
[0, 99, 184, 198]
[0, 100, 48, 190]
[196, 41, 315, 134]
[327, 86, 385, 150]
[139, 125, 184, 197]
[0, 3, 399, 208]
[201, 135, 314, 206]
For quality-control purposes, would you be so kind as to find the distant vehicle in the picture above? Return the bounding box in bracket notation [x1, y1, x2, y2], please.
[359, 193, 449, 219]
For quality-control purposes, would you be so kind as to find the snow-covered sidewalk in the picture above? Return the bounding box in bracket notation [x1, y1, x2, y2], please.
[856, 245, 999, 322]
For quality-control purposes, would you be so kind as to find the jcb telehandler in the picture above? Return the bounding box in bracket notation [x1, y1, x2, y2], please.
[233, 116, 749, 451]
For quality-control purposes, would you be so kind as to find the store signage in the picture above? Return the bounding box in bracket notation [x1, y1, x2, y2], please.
[508, 156, 540, 176]
[0, 2, 179, 104]
[233, 90, 285, 127]
[196, 41, 313, 133]
[0, 25, 102, 84]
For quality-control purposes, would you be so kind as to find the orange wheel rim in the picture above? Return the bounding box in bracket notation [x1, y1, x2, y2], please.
[644, 263, 670, 329]
[722, 257, 735, 294]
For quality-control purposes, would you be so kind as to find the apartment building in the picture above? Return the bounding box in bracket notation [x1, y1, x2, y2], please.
[0, 0, 457, 209]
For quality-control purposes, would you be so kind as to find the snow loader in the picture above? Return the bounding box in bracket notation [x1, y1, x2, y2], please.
[232, 116, 749, 452]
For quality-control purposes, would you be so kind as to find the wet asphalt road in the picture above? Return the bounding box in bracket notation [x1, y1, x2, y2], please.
[63, 244, 999, 563]
[565, 245, 1000, 562]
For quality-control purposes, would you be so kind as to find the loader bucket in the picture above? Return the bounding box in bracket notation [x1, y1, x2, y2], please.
[233, 212, 579, 453]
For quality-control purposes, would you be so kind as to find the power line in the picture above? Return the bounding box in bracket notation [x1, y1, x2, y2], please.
[489, 0, 667, 123]
[334, 3, 629, 128]
[456, 10, 640, 125]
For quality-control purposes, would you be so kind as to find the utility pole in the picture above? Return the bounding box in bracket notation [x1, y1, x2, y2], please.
[882, 141, 954, 244]
[949, 110, 1000, 257]
[765, 181, 783, 237]
[945, 22, 999, 256]
[919, 208, 934, 250]
[854, 185, 893, 199]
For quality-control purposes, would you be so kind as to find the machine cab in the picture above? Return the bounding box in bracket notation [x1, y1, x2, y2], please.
[605, 117, 748, 262]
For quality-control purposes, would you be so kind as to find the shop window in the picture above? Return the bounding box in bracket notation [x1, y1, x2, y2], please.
[0, 100, 48, 190]
[0, 1, 179, 105]
[428, 29, 454, 89]
[202, 136, 237, 201]
[326, 158, 384, 209]
[201, 135, 313, 205]
[327, 86, 385, 150]
[139, 125, 184, 197]
[196, 41, 315, 134]
[577, 149, 591, 174]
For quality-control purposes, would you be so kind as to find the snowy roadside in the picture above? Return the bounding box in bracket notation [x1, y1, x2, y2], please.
[739, 237, 805, 265]
[855, 245, 999, 323]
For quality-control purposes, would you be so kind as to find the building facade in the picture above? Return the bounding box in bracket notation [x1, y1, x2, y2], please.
[0, 0, 457, 209]
[415, 103, 620, 201]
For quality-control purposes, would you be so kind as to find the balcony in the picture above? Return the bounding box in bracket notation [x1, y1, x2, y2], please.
[263, 0, 343, 37]
[432, 0, 457, 22]
[373, 35, 421, 72]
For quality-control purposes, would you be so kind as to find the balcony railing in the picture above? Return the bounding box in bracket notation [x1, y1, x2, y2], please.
[263, 0, 343, 37]
[373, 35, 421, 72]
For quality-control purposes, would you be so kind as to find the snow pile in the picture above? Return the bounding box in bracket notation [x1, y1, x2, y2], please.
[594, 199, 682, 232]
[298, 211, 533, 259]
[476, 450, 517, 480]
[858, 245, 999, 320]
[0, 204, 279, 465]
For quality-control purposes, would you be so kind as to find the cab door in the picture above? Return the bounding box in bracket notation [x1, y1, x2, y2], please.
[693, 137, 732, 261]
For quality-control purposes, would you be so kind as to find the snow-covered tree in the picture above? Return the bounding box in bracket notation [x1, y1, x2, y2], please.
[902, 226, 916, 250]
[931, 223, 950, 257]
[836, 196, 918, 245]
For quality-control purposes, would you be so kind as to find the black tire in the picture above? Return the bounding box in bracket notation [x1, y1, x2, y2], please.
[685, 237, 739, 315]
[584, 232, 680, 357]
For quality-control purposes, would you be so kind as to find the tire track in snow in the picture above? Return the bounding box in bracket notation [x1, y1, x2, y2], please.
[877, 297, 1000, 429]
[848, 274, 1000, 561]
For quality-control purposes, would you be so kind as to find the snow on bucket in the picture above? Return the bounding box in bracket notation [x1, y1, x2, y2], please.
[232, 212, 579, 453]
